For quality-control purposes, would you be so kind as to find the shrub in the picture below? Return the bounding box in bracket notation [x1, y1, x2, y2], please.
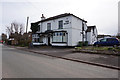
[77, 41, 88, 47]
[18, 39, 31, 47]
[107, 47, 114, 50]
[76, 41, 83, 47]
[83, 41, 88, 46]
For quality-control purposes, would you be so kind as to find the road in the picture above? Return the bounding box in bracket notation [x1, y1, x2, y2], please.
[2, 44, 119, 78]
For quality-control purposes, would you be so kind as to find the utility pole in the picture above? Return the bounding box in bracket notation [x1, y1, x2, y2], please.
[26, 17, 29, 33]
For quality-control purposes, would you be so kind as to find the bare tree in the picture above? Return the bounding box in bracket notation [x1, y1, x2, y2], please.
[6, 21, 24, 36]
[6, 21, 26, 45]
[19, 24, 24, 35]
[6, 24, 13, 36]
[6, 26, 11, 36]
[12, 22, 19, 33]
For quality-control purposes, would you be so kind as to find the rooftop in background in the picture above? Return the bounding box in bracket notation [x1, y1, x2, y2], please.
[97, 34, 112, 38]
[33, 13, 87, 24]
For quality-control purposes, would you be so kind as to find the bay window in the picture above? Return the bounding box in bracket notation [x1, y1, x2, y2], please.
[52, 32, 67, 43]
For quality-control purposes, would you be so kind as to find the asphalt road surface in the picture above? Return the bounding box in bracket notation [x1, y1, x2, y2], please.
[2, 44, 119, 78]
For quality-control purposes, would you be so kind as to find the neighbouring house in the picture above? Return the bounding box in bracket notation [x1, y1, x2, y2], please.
[1, 33, 7, 41]
[31, 13, 97, 46]
[97, 34, 112, 41]
[8, 33, 18, 45]
[1, 33, 7, 43]
[86, 26, 98, 45]
[8, 38, 18, 45]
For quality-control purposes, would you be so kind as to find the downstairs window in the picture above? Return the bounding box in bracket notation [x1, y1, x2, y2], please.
[52, 32, 67, 43]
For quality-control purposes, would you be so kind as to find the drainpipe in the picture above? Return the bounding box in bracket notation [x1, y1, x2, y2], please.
[82, 21, 84, 42]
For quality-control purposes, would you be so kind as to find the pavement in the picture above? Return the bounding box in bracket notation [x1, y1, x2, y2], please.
[2, 45, 119, 78]
[13, 45, 120, 70]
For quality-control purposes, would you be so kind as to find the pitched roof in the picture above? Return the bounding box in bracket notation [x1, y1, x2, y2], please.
[33, 13, 87, 24]
[86, 26, 95, 32]
[97, 35, 111, 38]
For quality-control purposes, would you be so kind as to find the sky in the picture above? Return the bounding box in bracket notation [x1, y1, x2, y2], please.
[0, 0, 119, 36]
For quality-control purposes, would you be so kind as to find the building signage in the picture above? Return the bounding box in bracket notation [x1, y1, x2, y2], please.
[64, 20, 69, 25]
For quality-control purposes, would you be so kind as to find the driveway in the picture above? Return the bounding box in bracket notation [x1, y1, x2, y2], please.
[26, 46, 119, 68]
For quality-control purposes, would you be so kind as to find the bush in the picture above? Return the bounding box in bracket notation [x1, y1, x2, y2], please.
[76, 41, 83, 47]
[18, 39, 31, 47]
[77, 41, 88, 47]
[115, 47, 120, 49]
[83, 41, 88, 46]
[107, 47, 114, 51]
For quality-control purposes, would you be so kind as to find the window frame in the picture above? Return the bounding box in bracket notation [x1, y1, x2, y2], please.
[47, 23, 51, 30]
[52, 32, 67, 43]
[58, 20, 63, 29]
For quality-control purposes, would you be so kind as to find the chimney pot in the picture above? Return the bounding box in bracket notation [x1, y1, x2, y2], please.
[41, 14, 45, 20]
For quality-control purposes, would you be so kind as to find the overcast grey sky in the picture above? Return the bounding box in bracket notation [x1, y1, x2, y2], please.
[0, 0, 119, 35]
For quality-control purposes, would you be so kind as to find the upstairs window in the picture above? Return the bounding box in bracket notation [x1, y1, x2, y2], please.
[47, 23, 51, 30]
[58, 20, 63, 29]
[38, 25, 40, 31]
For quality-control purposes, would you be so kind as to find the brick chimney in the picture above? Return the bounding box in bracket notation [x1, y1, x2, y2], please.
[41, 14, 45, 20]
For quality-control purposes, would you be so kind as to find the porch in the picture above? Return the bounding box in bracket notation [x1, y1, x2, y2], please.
[32, 30, 68, 46]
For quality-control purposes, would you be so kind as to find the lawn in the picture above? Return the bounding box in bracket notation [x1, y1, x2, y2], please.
[75, 46, 120, 52]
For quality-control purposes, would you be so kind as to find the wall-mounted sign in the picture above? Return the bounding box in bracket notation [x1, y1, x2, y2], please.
[64, 20, 69, 25]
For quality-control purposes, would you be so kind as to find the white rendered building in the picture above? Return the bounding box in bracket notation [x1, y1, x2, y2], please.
[31, 13, 97, 46]
[86, 26, 98, 45]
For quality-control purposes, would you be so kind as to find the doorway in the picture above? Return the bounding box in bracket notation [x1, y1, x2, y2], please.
[48, 37, 51, 46]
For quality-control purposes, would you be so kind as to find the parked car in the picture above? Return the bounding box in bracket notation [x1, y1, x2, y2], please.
[93, 38, 120, 47]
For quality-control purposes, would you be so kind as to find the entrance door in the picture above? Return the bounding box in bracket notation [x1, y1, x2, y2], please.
[48, 37, 51, 46]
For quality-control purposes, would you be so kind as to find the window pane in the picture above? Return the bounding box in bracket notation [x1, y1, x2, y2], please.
[63, 33, 65, 36]
[56, 33, 59, 36]
[53, 36, 55, 42]
[38, 38, 40, 42]
[47, 23, 51, 30]
[52, 32, 67, 43]
[60, 32, 62, 36]
[58, 20, 63, 29]
[63, 36, 66, 42]
[32, 39, 34, 42]
[53, 33, 55, 36]
[34, 38, 37, 42]
[40, 37, 43, 43]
